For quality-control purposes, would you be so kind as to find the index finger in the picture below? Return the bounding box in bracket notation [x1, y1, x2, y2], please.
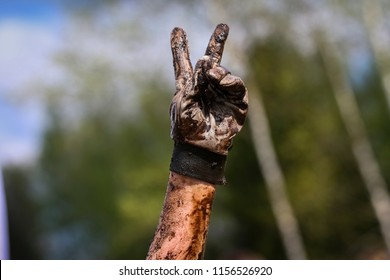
[204, 23, 229, 65]
[171, 27, 193, 91]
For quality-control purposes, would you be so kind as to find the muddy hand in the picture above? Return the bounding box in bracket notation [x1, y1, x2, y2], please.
[170, 23, 248, 155]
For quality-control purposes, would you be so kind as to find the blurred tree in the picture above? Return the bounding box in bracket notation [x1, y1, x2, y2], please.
[30, 1, 176, 259]
[38, 79, 173, 259]
[317, 31, 390, 255]
[247, 37, 384, 259]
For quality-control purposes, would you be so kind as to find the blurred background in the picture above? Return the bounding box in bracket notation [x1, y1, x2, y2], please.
[1, 0, 390, 260]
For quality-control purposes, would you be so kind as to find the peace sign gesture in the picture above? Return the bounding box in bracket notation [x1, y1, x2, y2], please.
[169, 24, 248, 156]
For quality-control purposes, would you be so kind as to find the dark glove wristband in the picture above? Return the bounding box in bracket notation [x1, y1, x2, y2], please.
[170, 142, 227, 185]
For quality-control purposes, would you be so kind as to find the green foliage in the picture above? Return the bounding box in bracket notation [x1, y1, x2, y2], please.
[247, 38, 386, 259]
[37, 76, 173, 258]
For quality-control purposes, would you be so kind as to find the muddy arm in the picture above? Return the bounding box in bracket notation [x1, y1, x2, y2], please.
[147, 24, 248, 260]
[146, 172, 215, 260]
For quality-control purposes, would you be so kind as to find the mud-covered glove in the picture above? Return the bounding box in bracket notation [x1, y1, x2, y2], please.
[169, 24, 248, 185]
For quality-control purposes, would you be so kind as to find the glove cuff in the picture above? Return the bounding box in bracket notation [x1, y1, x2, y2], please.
[170, 142, 227, 185]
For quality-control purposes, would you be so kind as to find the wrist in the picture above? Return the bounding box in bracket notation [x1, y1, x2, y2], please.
[170, 142, 227, 185]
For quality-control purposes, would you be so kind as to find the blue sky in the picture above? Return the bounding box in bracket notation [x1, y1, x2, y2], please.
[0, 0, 61, 21]
[0, 1, 64, 165]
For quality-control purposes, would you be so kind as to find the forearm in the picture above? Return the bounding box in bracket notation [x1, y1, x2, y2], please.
[146, 171, 216, 260]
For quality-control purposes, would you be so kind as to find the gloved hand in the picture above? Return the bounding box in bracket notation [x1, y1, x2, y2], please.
[170, 23, 248, 156]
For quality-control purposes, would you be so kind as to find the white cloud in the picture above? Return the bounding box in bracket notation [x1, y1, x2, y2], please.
[0, 95, 46, 166]
[0, 19, 64, 93]
[0, 136, 40, 166]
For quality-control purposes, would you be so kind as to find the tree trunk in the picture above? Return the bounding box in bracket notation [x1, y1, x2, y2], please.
[248, 88, 307, 260]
